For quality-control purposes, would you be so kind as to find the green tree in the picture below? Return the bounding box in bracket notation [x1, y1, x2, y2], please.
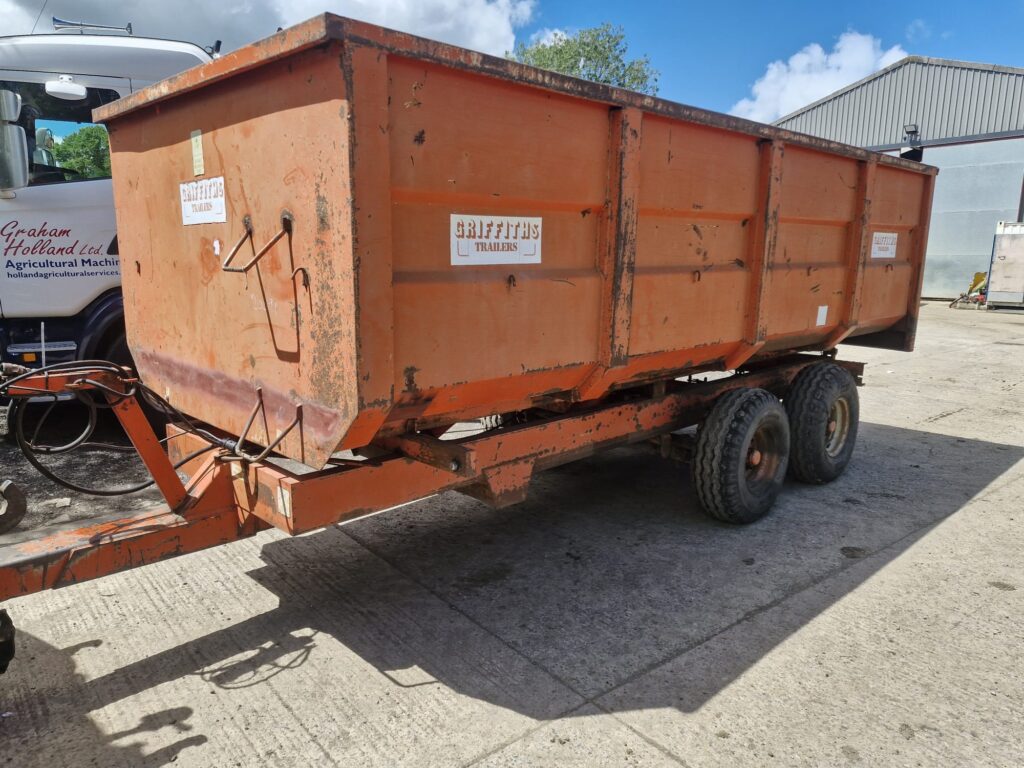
[511, 24, 659, 96]
[52, 125, 111, 179]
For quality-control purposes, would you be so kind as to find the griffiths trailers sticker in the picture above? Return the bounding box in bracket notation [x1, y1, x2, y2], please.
[180, 176, 226, 225]
[871, 231, 898, 259]
[450, 215, 541, 265]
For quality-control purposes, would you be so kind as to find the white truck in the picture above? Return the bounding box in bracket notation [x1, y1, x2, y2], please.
[0, 23, 212, 429]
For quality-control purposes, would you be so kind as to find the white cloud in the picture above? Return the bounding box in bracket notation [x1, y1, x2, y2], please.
[730, 31, 907, 124]
[0, 0, 536, 56]
[905, 18, 931, 43]
[0, 0, 36, 30]
[529, 27, 567, 45]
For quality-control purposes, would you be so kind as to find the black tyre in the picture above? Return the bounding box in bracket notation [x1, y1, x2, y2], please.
[692, 388, 790, 524]
[0, 480, 27, 535]
[99, 331, 170, 432]
[102, 331, 131, 367]
[785, 362, 859, 484]
[0, 608, 14, 675]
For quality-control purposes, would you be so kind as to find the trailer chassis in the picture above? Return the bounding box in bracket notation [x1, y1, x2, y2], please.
[0, 353, 863, 666]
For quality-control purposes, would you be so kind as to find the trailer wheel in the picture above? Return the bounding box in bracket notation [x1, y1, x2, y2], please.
[0, 480, 27, 535]
[692, 388, 790, 524]
[785, 362, 859, 483]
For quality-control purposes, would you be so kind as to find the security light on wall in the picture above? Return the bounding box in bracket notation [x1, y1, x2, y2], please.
[900, 123, 924, 162]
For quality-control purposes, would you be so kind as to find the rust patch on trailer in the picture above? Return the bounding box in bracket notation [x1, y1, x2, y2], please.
[315, 194, 330, 231]
[403, 366, 420, 393]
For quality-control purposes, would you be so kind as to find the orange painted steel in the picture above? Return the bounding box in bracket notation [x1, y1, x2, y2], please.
[92, 14, 936, 470]
[0, 355, 856, 600]
[0, 370, 266, 601]
[232, 356, 839, 533]
[0, 459, 260, 600]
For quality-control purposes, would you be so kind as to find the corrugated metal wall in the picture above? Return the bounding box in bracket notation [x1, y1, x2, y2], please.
[776, 58, 1024, 149]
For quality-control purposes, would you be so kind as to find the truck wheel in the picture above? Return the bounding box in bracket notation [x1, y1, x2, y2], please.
[0, 480, 27, 535]
[785, 362, 859, 483]
[692, 388, 790, 524]
[103, 331, 131, 367]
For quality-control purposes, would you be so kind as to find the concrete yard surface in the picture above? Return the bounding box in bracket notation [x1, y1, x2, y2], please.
[1, 302, 1022, 767]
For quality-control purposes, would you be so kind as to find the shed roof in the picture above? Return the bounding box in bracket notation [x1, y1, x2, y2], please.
[774, 56, 1024, 149]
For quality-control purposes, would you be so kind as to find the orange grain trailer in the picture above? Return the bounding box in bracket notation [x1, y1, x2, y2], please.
[0, 15, 935, 665]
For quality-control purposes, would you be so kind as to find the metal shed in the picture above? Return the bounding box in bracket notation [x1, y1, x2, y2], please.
[775, 57, 1024, 298]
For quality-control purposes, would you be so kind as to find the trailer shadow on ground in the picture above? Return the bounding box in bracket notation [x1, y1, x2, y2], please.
[2, 420, 1022, 763]
[0, 634, 207, 766]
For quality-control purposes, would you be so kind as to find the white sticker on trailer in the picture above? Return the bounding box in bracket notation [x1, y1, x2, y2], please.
[816, 305, 829, 326]
[190, 129, 205, 176]
[180, 176, 226, 225]
[871, 231, 898, 259]
[451, 214, 542, 265]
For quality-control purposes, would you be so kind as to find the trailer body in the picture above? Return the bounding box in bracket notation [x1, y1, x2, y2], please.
[93, 15, 936, 470]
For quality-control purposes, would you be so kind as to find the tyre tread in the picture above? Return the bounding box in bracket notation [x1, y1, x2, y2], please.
[692, 388, 785, 524]
[786, 363, 858, 484]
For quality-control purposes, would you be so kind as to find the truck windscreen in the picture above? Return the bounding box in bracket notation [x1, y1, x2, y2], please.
[0, 81, 119, 186]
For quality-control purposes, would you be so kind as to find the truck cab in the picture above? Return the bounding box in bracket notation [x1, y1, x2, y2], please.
[0, 32, 210, 378]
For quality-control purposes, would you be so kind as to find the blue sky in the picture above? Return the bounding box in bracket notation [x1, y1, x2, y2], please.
[38, 119, 86, 141]
[516, 0, 1024, 118]
[6, 0, 1024, 126]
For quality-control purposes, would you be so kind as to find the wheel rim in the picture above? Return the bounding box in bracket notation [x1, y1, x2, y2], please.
[825, 397, 851, 458]
[745, 420, 783, 487]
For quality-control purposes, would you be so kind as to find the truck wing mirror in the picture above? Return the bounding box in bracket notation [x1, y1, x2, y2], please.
[0, 90, 29, 192]
[0, 125, 30, 191]
[0, 89, 21, 121]
[45, 75, 88, 101]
